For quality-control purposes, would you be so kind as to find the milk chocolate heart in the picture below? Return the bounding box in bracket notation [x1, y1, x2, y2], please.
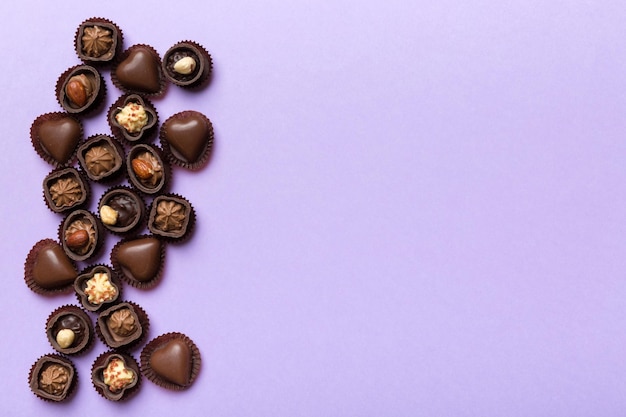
[26, 239, 77, 291]
[113, 237, 162, 286]
[32, 114, 82, 166]
[161, 111, 213, 168]
[148, 339, 192, 386]
[115, 45, 162, 94]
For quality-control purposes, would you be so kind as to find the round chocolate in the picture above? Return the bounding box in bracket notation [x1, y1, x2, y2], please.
[113, 45, 163, 95]
[25, 239, 77, 294]
[77, 134, 124, 182]
[160, 110, 213, 170]
[98, 187, 144, 234]
[148, 194, 195, 240]
[111, 235, 164, 289]
[56, 65, 105, 114]
[96, 302, 147, 349]
[108, 94, 158, 144]
[29, 354, 76, 402]
[46, 305, 93, 355]
[59, 210, 101, 262]
[31, 113, 83, 167]
[91, 351, 140, 401]
[43, 167, 89, 213]
[126, 144, 168, 195]
[162, 41, 212, 87]
[75, 18, 122, 64]
[140, 332, 201, 390]
[74, 265, 121, 312]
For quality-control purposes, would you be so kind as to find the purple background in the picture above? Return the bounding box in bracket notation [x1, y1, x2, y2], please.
[1, 1, 626, 415]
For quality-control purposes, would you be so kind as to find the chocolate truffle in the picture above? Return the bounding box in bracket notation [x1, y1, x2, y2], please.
[91, 352, 140, 401]
[162, 41, 212, 88]
[25, 239, 77, 294]
[43, 167, 89, 213]
[141, 333, 201, 390]
[30, 112, 83, 167]
[75, 18, 122, 64]
[96, 302, 147, 349]
[160, 110, 213, 170]
[74, 265, 120, 312]
[98, 186, 145, 234]
[46, 305, 93, 355]
[112, 44, 164, 96]
[29, 354, 76, 402]
[56, 65, 105, 114]
[59, 210, 101, 261]
[126, 144, 168, 195]
[77, 134, 124, 182]
[148, 194, 195, 240]
[111, 235, 164, 289]
[108, 94, 158, 144]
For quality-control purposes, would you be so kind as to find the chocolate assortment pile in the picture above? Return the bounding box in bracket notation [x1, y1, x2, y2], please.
[25, 18, 210, 402]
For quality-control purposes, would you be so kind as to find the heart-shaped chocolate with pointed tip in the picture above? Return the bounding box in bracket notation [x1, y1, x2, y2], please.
[161, 111, 213, 168]
[32, 114, 82, 166]
[115, 46, 162, 94]
[149, 339, 192, 386]
[26, 239, 77, 291]
[113, 237, 162, 286]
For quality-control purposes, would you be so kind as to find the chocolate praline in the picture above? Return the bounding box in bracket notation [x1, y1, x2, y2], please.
[160, 110, 214, 170]
[56, 64, 105, 114]
[29, 354, 76, 402]
[111, 235, 164, 289]
[126, 144, 168, 195]
[74, 265, 121, 312]
[96, 301, 147, 349]
[31, 112, 83, 167]
[43, 167, 89, 213]
[112, 44, 164, 96]
[108, 94, 158, 144]
[24, 238, 77, 295]
[46, 305, 93, 355]
[140, 332, 201, 390]
[75, 18, 122, 64]
[77, 134, 124, 182]
[162, 41, 212, 88]
[148, 194, 194, 240]
[59, 210, 101, 262]
[98, 187, 145, 235]
[91, 351, 140, 401]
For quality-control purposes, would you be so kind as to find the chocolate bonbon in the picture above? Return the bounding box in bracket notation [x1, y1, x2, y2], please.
[113, 44, 164, 95]
[111, 235, 164, 289]
[74, 264, 120, 312]
[46, 305, 93, 355]
[59, 209, 101, 261]
[56, 65, 105, 114]
[96, 301, 148, 349]
[91, 351, 140, 401]
[25, 239, 77, 294]
[141, 332, 201, 390]
[98, 186, 145, 234]
[148, 194, 195, 240]
[29, 354, 77, 402]
[75, 17, 122, 64]
[160, 110, 213, 170]
[77, 134, 124, 182]
[31, 112, 83, 167]
[162, 41, 212, 88]
[108, 94, 158, 144]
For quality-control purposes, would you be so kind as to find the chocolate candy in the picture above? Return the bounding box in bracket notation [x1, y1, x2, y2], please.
[160, 110, 213, 170]
[98, 186, 145, 234]
[46, 305, 93, 355]
[25, 239, 77, 294]
[59, 209, 101, 261]
[75, 18, 122, 64]
[91, 352, 140, 401]
[77, 134, 124, 181]
[97, 302, 147, 349]
[113, 45, 163, 95]
[126, 144, 168, 194]
[43, 167, 89, 213]
[148, 194, 194, 240]
[162, 41, 212, 88]
[56, 65, 105, 114]
[31, 113, 83, 167]
[29, 354, 76, 402]
[140, 333, 201, 390]
[74, 265, 120, 312]
[108, 94, 158, 143]
[111, 236, 164, 288]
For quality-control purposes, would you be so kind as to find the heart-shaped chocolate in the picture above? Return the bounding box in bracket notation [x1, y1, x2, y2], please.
[33, 115, 82, 166]
[113, 237, 162, 283]
[161, 111, 212, 168]
[149, 339, 192, 386]
[27, 239, 77, 290]
[115, 46, 162, 94]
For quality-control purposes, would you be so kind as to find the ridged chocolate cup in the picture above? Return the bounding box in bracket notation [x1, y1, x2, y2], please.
[111, 44, 166, 97]
[159, 110, 214, 170]
[24, 238, 77, 295]
[77, 134, 125, 182]
[140, 332, 201, 390]
[43, 167, 90, 214]
[110, 234, 166, 289]
[91, 351, 140, 401]
[96, 301, 149, 350]
[75, 17, 123, 65]
[126, 144, 170, 195]
[74, 264, 122, 312]
[29, 354, 77, 402]
[97, 186, 146, 236]
[30, 112, 83, 168]
[148, 193, 195, 243]
[55, 64, 106, 115]
[45, 304, 94, 355]
[108, 94, 158, 145]
[162, 40, 212, 88]
[57, 210, 103, 262]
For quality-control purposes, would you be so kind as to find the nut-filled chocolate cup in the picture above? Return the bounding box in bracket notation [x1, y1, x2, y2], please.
[140, 332, 201, 390]
[108, 94, 158, 144]
[126, 144, 169, 195]
[75, 17, 123, 64]
[74, 264, 121, 312]
[112, 44, 165, 97]
[110, 234, 165, 289]
[148, 193, 195, 242]
[96, 301, 149, 349]
[43, 167, 90, 214]
[24, 238, 77, 295]
[98, 186, 145, 235]
[159, 110, 214, 170]
[56, 64, 106, 115]
[29, 354, 77, 402]
[58, 210, 102, 262]
[162, 40, 212, 88]
[31, 112, 83, 168]
[77, 134, 124, 182]
[46, 304, 93, 355]
[91, 351, 140, 401]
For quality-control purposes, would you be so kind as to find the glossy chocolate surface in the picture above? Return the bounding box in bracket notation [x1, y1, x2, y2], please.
[160, 111, 212, 166]
[47, 306, 92, 354]
[43, 167, 88, 213]
[77, 135, 123, 181]
[126, 144, 167, 194]
[99, 187, 144, 233]
[61, 210, 99, 261]
[76, 20, 120, 63]
[115, 46, 162, 94]
[162, 42, 210, 87]
[32, 114, 82, 166]
[29, 355, 75, 402]
[97, 302, 143, 348]
[57, 65, 103, 114]
[28, 239, 77, 290]
[148, 194, 193, 239]
[112, 236, 162, 284]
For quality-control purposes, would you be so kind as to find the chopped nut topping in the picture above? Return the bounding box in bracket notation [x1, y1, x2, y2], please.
[84, 272, 117, 305]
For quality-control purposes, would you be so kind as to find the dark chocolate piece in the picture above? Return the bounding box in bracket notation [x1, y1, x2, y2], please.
[56, 65, 104, 114]
[43, 167, 89, 213]
[31, 113, 82, 166]
[114, 45, 162, 94]
[148, 194, 194, 240]
[60, 210, 100, 261]
[126, 144, 168, 194]
[29, 354, 76, 401]
[75, 18, 122, 64]
[74, 265, 120, 312]
[25, 239, 77, 292]
[91, 352, 140, 401]
[111, 236, 163, 287]
[97, 302, 145, 348]
[160, 110, 213, 169]
[46, 305, 92, 355]
[162, 41, 212, 87]
[98, 187, 144, 234]
[77, 134, 124, 181]
[140, 332, 201, 390]
[108, 94, 158, 143]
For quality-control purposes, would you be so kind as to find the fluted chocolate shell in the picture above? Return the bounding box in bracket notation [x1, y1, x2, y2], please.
[96, 301, 148, 349]
[58, 210, 102, 262]
[75, 17, 123, 64]
[77, 134, 124, 182]
[91, 351, 140, 401]
[43, 167, 90, 214]
[56, 64, 106, 115]
[74, 264, 121, 312]
[126, 144, 169, 195]
[46, 304, 93, 355]
[29, 354, 77, 402]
